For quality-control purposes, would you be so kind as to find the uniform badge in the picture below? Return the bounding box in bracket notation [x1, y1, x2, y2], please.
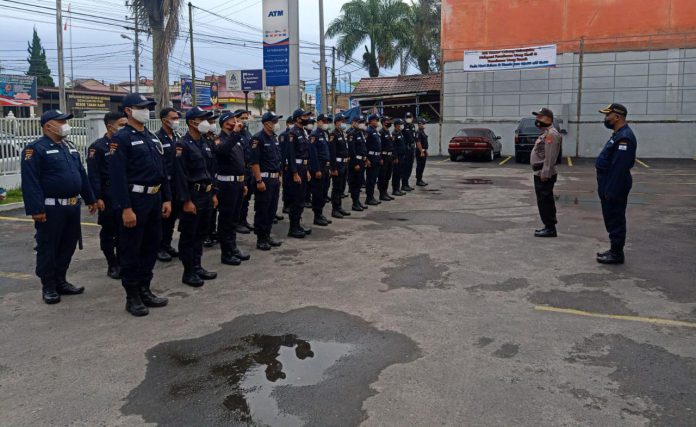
[175, 146, 183, 157]
[251, 139, 259, 149]
[618, 141, 628, 151]
[109, 143, 118, 154]
[23, 148, 34, 160]
[88, 148, 96, 159]
[310, 136, 316, 144]
[545, 135, 554, 144]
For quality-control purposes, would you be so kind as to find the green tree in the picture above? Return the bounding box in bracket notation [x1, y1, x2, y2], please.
[326, 0, 410, 77]
[26, 28, 55, 87]
[399, 0, 441, 74]
[252, 92, 265, 114]
[132, 0, 183, 114]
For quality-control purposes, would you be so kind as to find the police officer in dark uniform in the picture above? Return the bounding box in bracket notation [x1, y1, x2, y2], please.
[204, 113, 222, 248]
[377, 116, 395, 201]
[364, 114, 382, 206]
[285, 109, 313, 238]
[347, 116, 368, 211]
[319, 116, 332, 204]
[214, 111, 251, 265]
[155, 107, 181, 261]
[304, 117, 317, 208]
[87, 111, 127, 280]
[279, 116, 294, 215]
[308, 114, 332, 226]
[109, 93, 171, 316]
[401, 112, 417, 191]
[250, 112, 284, 250]
[415, 118, 429, 186]
[391, 118, 407, 197]
[174, 106, 218, 287]
[595, 103, 637, 265]
[328, 113, 351, 218]
[21, 109, 97, 304]
[238, 110, 255, 234]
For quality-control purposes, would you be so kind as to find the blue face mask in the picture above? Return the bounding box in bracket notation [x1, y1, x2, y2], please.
[340, 123, 348, 130]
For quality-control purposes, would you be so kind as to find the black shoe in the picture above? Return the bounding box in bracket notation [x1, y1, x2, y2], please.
[221, 252, 242, 265]
[56, 281, 84, 295]
[42, 288, 61, 304]
[139, 286, 168, 307]
[275, 214, 284, 221]
[299, 225, 312, 235]
[267, 236, 282, 247]
[416, 180, 428, 187]
[157, 249, 172, 262]
[534, 227, 557, 238]
[379, 194, 391, 201]
[256, 237, 272, 251]
[304, 201, 312, 208]
[231, 248, 251, 261]
[282, 206, 291, 214]
[359, 202, 369, 209]
[107, 264, 121, 280]
[402, 185, 414, 191]
[323, 215, 332, 224]
[366, 198, 380, 206]
[352, 203, 364, 212]
[341, 193, 349, 198]
[596, 249, 612, 257]
[165, 245, 179, 257]
[242, 221, 255, 232]
[597, 251, 625, 265]
[182, 271, 205, 287]
[332, 210, 344, 219]
[288, 227, 306, 238]
[194, 267, 217, 280]
[125, 293, 149, 316]
[234, 224, 251, 234]
[203, 238, 214, 248]
[314, 215, 330, 226]
[338, 207, 351, 216]
[392, 190, 405, 196]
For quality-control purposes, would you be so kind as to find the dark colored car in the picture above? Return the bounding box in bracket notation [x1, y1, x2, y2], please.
[514, 118, 565, 164]
[448, 128, 503, 162]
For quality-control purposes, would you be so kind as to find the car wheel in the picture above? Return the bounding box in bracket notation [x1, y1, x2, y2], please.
[515, 153, 525, 163]
[487, 150, 495, 162]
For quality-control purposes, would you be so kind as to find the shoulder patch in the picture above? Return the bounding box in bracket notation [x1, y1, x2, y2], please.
[251, 139, 259, 149]
[310, 136, 316, 144]
[109, 142, 118, 154]
[24, 148, 34, 160]
[545, 135, 554, 144]
[88, 148, 96, 159]
[175, 146, 183, 157]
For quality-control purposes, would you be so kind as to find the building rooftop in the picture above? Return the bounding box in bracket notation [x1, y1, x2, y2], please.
[352, 73, 441, 98]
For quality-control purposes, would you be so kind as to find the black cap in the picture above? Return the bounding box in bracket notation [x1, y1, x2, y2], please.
[292, 108, 310, 120]
[122, 93, 156, 108]
[261, 111, 282, 123]
[380, 116, 392, 123]
[334, 113, 346, 123]
[306, 118, 316, 124]
[219, 111, 235, 125]
[40, 109, 73, 126]
[404, 112, 413, 118]
[367, 114, 380, 122]
[317, 113, 332, 122]
[417, 118, 427, 124]
[352, 115, 365, 123]
[185, 106, 213, 121]
[532, 107, 554, 120]
[599, 103, 628, 116]
[286, 116, 294, 124]
[232, 109, 249, 118]
[394, 118, 404, 125]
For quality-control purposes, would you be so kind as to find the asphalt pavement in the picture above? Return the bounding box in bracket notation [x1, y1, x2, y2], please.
[1, 156, 695, 426]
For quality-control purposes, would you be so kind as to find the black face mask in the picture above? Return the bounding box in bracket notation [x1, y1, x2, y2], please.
[535, 120, 550, 128]
[603, 118, 614, 130]
[384, 123, 392, 129]
[301, 119, 310, 126]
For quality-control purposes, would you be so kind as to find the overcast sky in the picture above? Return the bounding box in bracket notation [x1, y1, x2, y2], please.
[0, 0, 409, 91]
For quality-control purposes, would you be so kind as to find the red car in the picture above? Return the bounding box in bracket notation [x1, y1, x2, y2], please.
[448, 128, 503, 161]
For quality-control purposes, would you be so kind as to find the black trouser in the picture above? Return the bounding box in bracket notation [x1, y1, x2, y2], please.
[34, 202, 81, 287]
[392, 156, 402, 191]
[282, 170, 290, 208]
[600, 195, 628, 253]
[160, 181, 180, 249]
[331, 164, 348, 210]
[378, 155, 394, 194]
[216, 180, 244, 255]
[401, 147, 415, 186]
[285, 164, 308, 225]
[240, 172, 254, 225]
[416, 152, 427, 181]
[322, 168, 330, 202]
[254, 177, 281, 235]
[209, 208, 218, 239]
[365, 155, 380, 200]
[178, 189, 212, 270]
[348, 162, 365, 203]
[118, 192, 162, 289]
[311, 165, 329, 214]
[97, 197, 118, 263]
[534, 174, 557, 228]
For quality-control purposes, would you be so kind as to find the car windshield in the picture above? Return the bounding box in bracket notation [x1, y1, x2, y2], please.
[518, 119, 539, 134]
[455, 129, 489, 137]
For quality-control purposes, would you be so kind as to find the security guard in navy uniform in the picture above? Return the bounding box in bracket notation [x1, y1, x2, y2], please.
[155, 107, 181, 262]
[595, 103, 637, 265]
[214, 111, 251, 266]
[377, 116, 395, 201]
[109, 93, 171, 316]
[249, 112, 284, 250]
[238, 110, 255, 234]
[415, 118, 429, 186]
[308, 114, 332, 226]
[304, 117, 317, 208]
[279, 116, 294, 215]
[391, 119, 407, 197]
[21, 110, 97, 304]
[401, 112, 417, 191]
[87, 111, 127, 280]
[328, 113, 351, 218]
[364, 114, 382, 206]
[204, 114, 221, 248]
[285, 109, 313, 238]
[175, 106, 219, 287]
[347, 116, 368, 211]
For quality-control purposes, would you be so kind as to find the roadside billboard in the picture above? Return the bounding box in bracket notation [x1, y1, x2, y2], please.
[463, 45, 557, 72]
[0, 74, 38, 107]
[180, 77, 219, 109]
[262, 0, 289, 86]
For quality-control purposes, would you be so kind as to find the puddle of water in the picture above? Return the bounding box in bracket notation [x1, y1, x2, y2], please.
[461, 178, 493, 185]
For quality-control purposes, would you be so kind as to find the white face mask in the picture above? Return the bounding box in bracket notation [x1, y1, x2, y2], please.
[55, 123, 71, 137]
[306, 124, 315, 131]
[115, 126, 125, 134]
[321, 123, 329, 131]
[197, 121, 210, 134]
[131, 108, 150, 124]
[358, 124, 367, 131]
[207, 122, 218, 134]
[405, 118, 413, 124]
[169, 120, 180, 131]
[340, 123, 348, 130]
[273, 122, 281, 132]
[376, 125, 382, 131]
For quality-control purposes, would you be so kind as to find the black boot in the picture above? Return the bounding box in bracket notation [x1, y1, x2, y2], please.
[242, 221, 255, 232]
[41, 278, 61, 304]
[256, 234, 271, 251]
[182, 269, 205, 287]
[351, 201, 364, 212]
[338, 207, 351, 216]
[366, 198, 380, 206]
[105, 253, 121, 280]
[234, 223, 251, 234]
[221, 251, 242, 265]
[288, 223, 305, 238]
[165, 245, 179, 257]
[231, 247, 251, 261]
[157, 249, 172, 262]
[275, 214, 284, 221]
[596, 249, 612, 257]
[139, 283, 168, 307]
[299, 224, 312, 235]
[267, 235, 283, 247]
[402, 184, 414, 191]
[314, 212, 330, 226]
[416, 180, 428, 187]
[597, 244, 625, 264]
[56, 275, 84, 295]
[379, 192, 391, 201]
[534, 227, 557, 238]
[124, 284, 149, 316]
[331, 209, 344, 219]
[194, 266, 217, 280]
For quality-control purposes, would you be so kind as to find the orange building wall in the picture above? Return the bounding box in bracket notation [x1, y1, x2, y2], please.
[442, 0, 696, 62]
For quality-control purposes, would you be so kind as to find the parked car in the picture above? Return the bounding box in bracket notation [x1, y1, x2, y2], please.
[448, 128, 503, 162]
[514, 118, 565, 164]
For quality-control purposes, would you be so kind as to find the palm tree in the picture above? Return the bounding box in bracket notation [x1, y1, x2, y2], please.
[131, 0, 183, 113]
[326, 0, 411, 77]
[399, 0, 441, 74]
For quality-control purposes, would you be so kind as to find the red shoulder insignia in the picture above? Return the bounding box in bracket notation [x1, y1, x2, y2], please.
[24, 148, 34, 160]
[88, 148, 96, 159]
[175, 146, 183, 157]
[109, 143, 118, 154]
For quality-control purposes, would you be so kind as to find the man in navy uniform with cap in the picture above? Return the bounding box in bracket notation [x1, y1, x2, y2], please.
[347, 115, 368, 211]
[155, 107, 182, 261]
[279, 116, 294, 215]
[238, 109, 255, 234]
[285, 108, 313, 238]
[391, 118, 407, 197]
[595, 103, 637, 265]
[401, 112, 417, 191]
[249, 112, 284, 250]
[174, 106, 219, 287]
[87, 111, 127, 280]
[21, 109, 97, 304]
[328, 113, 351, 218]
[415, 118, 429, 186]
[364, 114, 382, 206]
[308, 113, 332, 226]
[109, 93, 171, 316]
[377, 116, 395, 202]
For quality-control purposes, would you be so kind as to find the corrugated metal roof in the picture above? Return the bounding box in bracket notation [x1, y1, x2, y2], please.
[352, 73, 441, 98]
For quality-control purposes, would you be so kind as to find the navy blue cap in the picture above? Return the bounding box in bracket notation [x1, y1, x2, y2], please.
[404, 112, 413, 118]
[417, 118, 427, 124]
[367, 114, 380, 122]
[261, 111, 282, 123]
[40, 109, 73, 126]
[306, 118, 316, 124]
[292, 108, 311, 120]
[394, 118, 404, 125]
[317, 113, 332, 122]
[122, 93, 156, 108]
[334, 113, 346, 123]
[219, 111, 235, 125]
[185, 106, 213, 121]
[232, 109, 249, 118]
[380, 116, 392, 122]
[352, 115, 366, 123]
[286, 116, 294, 124]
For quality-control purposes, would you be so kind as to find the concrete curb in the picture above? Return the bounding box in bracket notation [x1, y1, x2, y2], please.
[0, 202, 24, 212]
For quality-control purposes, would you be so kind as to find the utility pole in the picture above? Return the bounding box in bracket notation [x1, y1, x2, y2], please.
[318, 0, 327, 114]
[134, 6, 140, 92]
[56, 0, 66, 111]
[188, 2, 196, 106]
[575, 37, 585, 158]
[331, 46, 336, 113]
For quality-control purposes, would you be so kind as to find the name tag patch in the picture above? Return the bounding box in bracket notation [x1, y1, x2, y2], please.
[162, 143, 171, 148]
[132, 140, 144, 146]
[618, 144, 627, 151]
[46, 149, 59, 154]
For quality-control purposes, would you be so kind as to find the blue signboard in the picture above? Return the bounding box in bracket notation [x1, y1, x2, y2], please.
[263, 0, 289, 86]
[315, 85, 322, 114]
[241, 69, 264, 91]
